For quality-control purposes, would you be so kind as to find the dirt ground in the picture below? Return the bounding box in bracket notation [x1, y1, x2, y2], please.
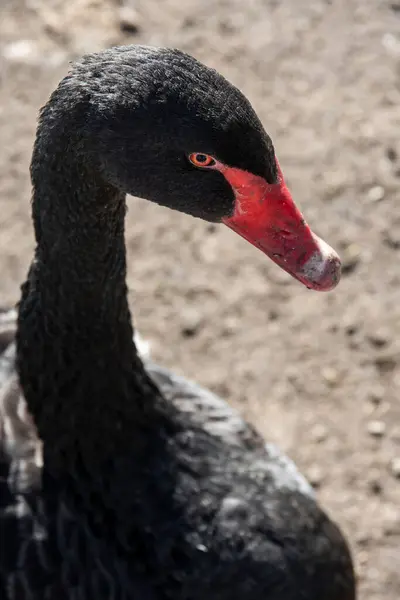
[0, 0, 399, 597]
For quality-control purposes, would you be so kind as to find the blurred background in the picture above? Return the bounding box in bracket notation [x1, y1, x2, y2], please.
[0, 0, 399, 597]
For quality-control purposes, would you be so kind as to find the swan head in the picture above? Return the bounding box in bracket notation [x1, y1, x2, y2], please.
[40, 45, 341, 291]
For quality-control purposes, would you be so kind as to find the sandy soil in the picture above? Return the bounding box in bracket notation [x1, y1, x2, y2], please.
[0, 0, 399, 597]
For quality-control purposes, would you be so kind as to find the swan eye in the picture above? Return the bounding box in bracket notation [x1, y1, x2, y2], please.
[188, 153, 216, 168]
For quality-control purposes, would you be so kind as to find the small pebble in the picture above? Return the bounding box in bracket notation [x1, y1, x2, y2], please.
[382, 33, 400, 57]
[367, 472, 383, 495]
[374, 353, 398, 374]
[366, 186, 385, 203]
[119, 6, 141, 34]
[355, 531, 370, 546]
[345, 323, 359, 336]
[383, 229, 400, 250]
[200, 236, 218, 263]
[181, 308, 202, 338]
[348, 338, 360, 350]
[2, 39, 65, 68]
[307, 465, 324, 488]
[367, 330, 389, 348]
[2, 40, 42, 64]
[382, 506, 400, 535]
[285, 366, 300, 383]
[311, 423, 328, 443]
[369, 385, 385, 405]
[341, 244, 362, 275]
[222, 316, 239, 335]
[367, 420, 386, 438]
[386, 146, 397, 162]
[322, 366, 339, 387]
[357, 551, 369, 566]
[390, 457, 400, 479]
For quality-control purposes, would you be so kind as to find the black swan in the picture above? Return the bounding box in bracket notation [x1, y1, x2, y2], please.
[0, 45, 355, 600]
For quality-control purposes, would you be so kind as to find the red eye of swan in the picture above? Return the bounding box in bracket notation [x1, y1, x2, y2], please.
[188, 153, 216, 168]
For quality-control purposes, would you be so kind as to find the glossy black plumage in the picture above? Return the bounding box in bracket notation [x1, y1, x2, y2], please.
[0, 46, 355, 600]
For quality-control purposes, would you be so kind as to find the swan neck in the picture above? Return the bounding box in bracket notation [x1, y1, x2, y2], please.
[17, 134, 166, 472]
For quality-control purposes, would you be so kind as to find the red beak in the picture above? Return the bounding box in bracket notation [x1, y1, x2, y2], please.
[221, 161, 341, 291]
